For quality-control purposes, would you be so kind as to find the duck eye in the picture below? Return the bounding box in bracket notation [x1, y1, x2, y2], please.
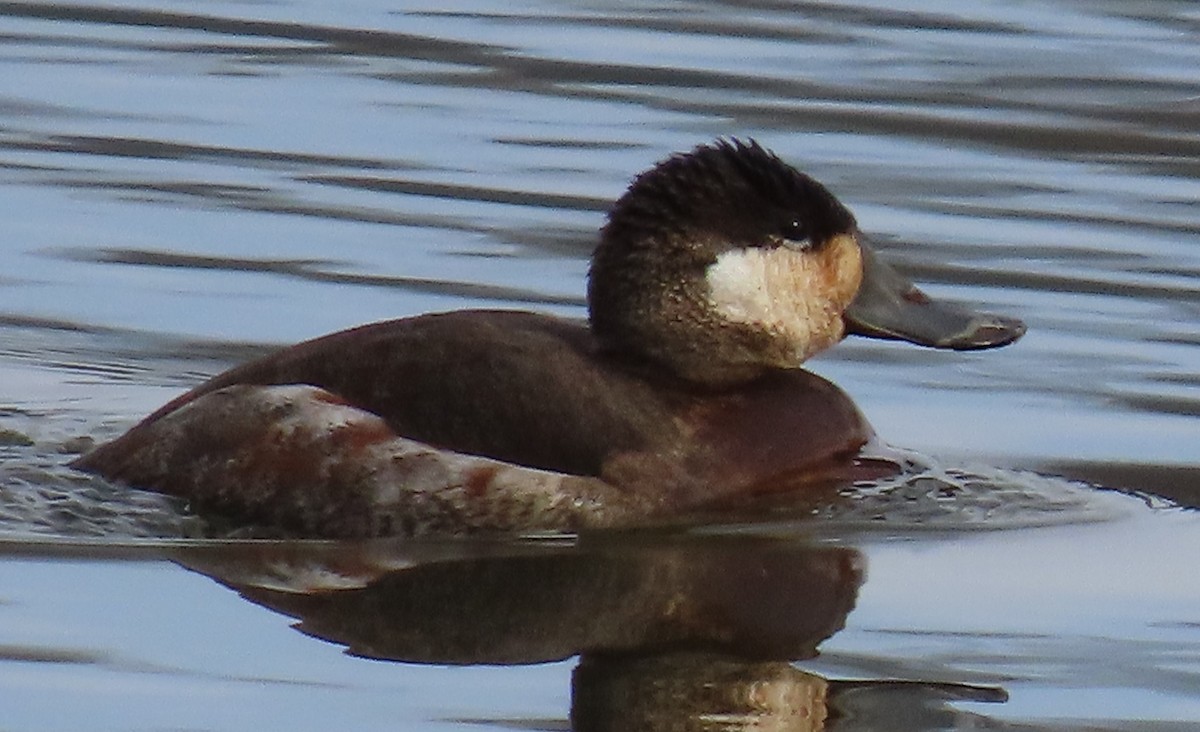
[779, 218, 809, 245]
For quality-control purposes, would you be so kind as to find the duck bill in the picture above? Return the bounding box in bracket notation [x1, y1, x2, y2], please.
[844, 243, 1025, 350]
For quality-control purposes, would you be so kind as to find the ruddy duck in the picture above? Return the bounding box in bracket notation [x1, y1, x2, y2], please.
[73, 140, 1024, 537]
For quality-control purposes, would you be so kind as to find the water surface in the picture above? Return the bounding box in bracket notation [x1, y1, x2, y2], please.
[1, 0, 1199, 729]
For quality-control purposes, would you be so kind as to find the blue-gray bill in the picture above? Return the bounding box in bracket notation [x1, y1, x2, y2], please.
[844, 244, 1026, 350]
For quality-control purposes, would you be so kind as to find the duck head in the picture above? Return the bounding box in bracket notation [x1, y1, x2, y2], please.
[587, 139, 1025, 385]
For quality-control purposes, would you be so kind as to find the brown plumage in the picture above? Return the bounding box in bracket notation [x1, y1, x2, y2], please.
[73, 140, 1023, 537]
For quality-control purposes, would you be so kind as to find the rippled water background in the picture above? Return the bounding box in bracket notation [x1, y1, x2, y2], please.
[1, 1, 1199, 730]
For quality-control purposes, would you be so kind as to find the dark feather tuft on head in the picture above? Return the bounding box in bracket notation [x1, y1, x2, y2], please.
[601, 139, 856, 255]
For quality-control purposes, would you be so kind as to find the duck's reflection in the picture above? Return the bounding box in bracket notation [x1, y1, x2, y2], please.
[575, 653, 1007, 731]
[574, 651, 834, 730]
[173, 534, 1005, 730]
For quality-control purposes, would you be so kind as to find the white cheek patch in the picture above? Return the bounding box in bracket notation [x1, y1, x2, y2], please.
[705, 247, 836, 363]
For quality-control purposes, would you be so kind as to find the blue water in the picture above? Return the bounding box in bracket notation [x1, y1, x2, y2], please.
[2, 0, 1199, 729]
